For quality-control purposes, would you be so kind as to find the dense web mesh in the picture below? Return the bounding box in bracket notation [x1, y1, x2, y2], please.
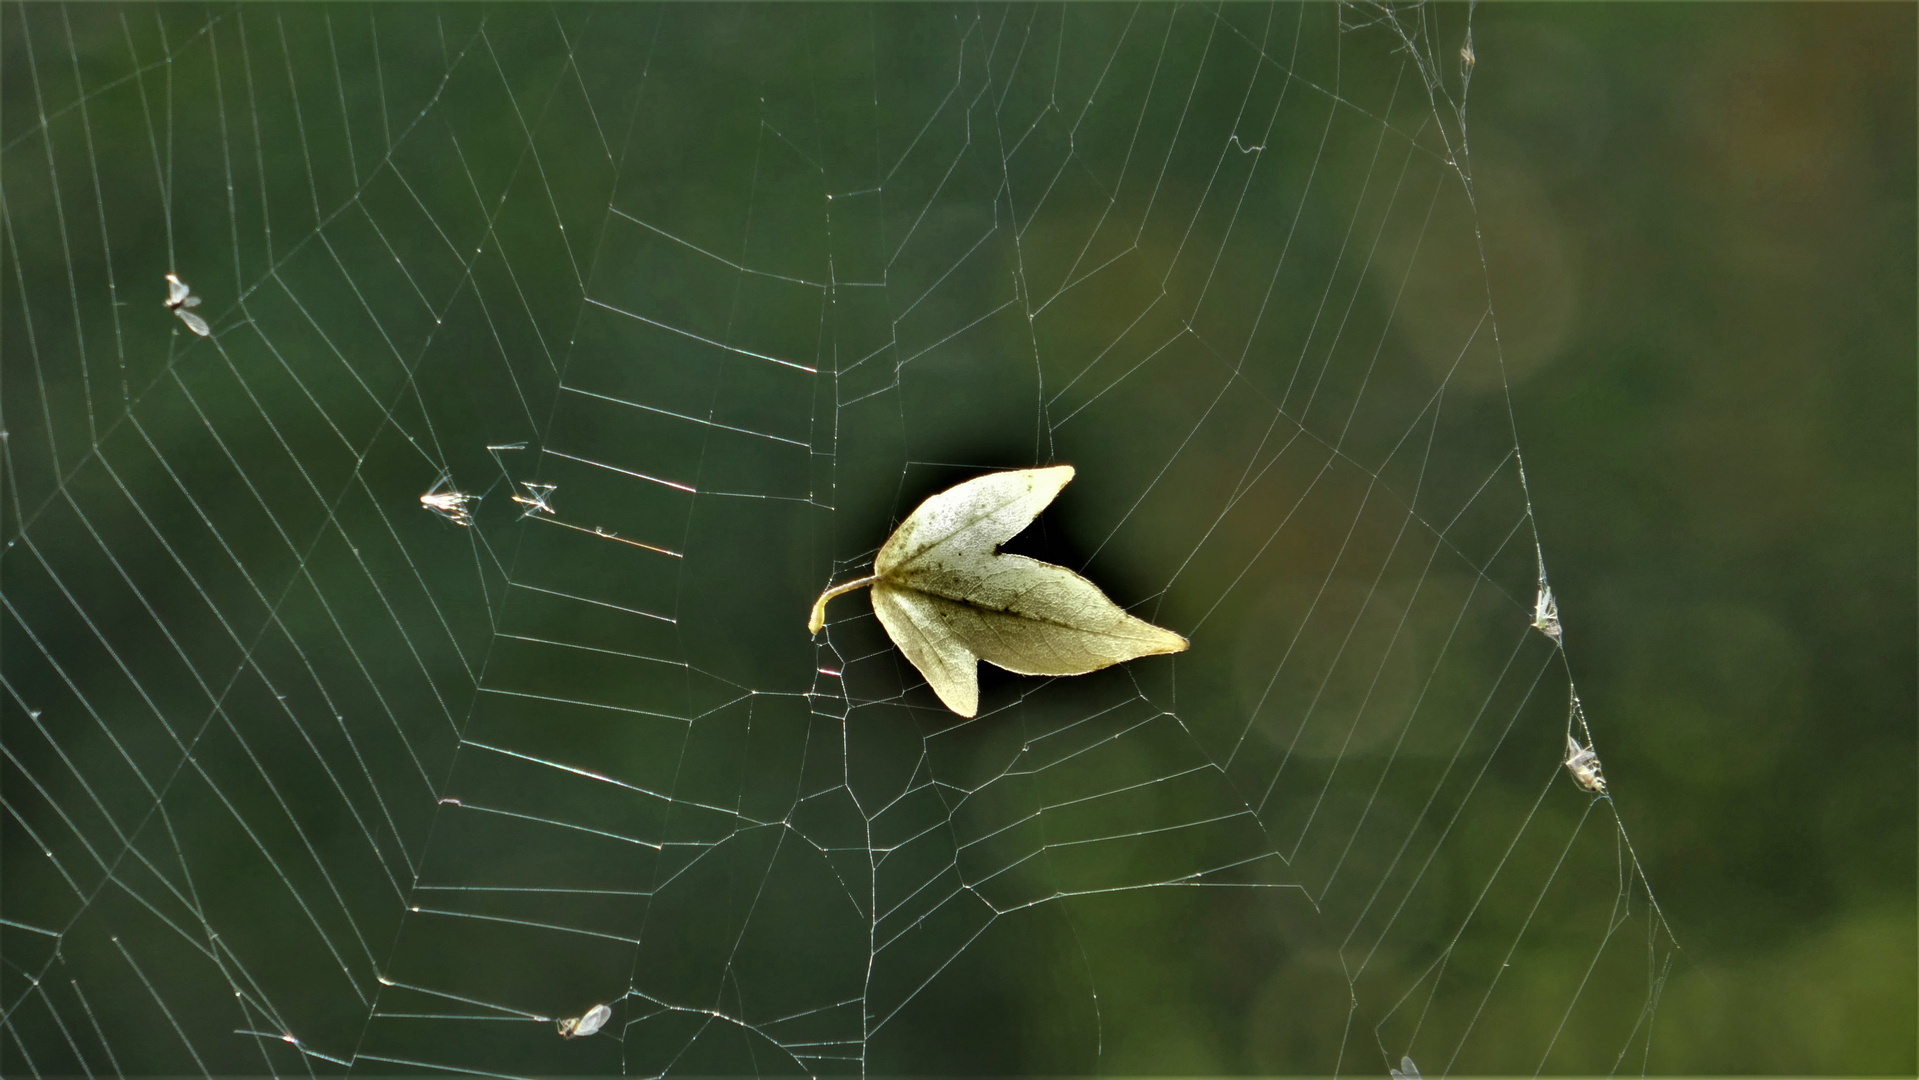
[1, 4, 1677, 1077]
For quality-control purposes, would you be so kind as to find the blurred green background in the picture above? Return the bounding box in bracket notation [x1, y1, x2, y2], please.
[0, 3, 1911, 1077]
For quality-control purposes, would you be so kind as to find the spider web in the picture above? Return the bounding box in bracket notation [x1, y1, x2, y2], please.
[0, 4, 1678, 1077]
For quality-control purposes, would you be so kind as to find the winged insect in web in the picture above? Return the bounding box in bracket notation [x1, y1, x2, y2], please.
[419, 473, 477, 527]
[164, 273, 210, 336]
[1563, 690, 1607, 793]
[1391, 1056, 1421, 1080]
[511, 481, 557, 517]
[556, 1003, 611, 1039]
[1532, 582, 1562, 644]
[1563, 733, 1607, 794]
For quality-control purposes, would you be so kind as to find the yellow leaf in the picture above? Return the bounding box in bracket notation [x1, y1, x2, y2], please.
[808, 466, 1188, 716]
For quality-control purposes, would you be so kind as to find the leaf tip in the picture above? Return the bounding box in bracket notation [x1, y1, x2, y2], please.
[934, 676, 980, 718]
[1037, 462, 1075, 493]
[1140, 622, 1189, 659]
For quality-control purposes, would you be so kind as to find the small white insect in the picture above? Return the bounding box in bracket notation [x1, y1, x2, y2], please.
[1391, 1056, 1421, 1080]
[1532, 583, 1562, 644]
[1460, 32, 1476, 69]
[419, 474, 478, 527]
[556, 1003, 611, 1039]
[164, 273, 210, 337]
[1563, 733, 1607, 794]
[511, 481, 557, 517]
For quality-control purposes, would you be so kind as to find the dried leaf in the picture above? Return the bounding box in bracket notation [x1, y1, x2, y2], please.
[808, 466, 1187, 716]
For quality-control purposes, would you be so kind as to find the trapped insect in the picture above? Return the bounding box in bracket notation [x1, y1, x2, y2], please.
[164, 273, 210, 337]
[419, 474, 478, 527]
[1391, 1056, 1421, 1080]
[556, 1003, 611, 1039]
[1532, 583, 1562, 644]
[511, 481, 557, 517]
[1563, 733, 1607, 794]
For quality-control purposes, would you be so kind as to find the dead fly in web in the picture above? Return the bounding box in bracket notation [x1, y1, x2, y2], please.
[512, 481, 557, 517]
[1391, 1056, 1420, 1080]
[556, 1003, 611, 1039]
[1532, 582, 1562, 644]
[419, 473, 477, 527]
[1563, 733, 1607, 794]
[164, 273, 210, 337]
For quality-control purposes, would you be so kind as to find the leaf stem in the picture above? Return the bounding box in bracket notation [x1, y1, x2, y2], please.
[807, 574, 881, 635]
